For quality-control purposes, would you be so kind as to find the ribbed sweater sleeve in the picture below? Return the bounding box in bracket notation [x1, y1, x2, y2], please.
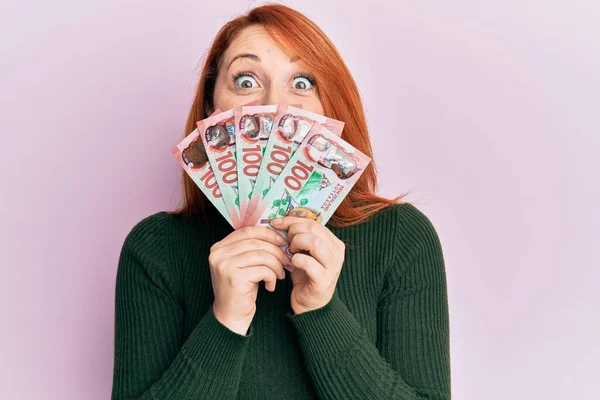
[285, 205, 451, 399]
[111, 213, 252, 400]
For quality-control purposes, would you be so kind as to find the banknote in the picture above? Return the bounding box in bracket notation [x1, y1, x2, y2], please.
[171, 109, 233, 226]
[244, 106, 344, 225]
[196, 108, 242, 228]
[251, 123, 371, 251]
[234, 104, 280, 224]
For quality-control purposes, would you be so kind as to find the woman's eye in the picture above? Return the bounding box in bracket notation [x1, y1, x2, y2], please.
[293, 76, 313, 90]
[234, 75, 258, 89]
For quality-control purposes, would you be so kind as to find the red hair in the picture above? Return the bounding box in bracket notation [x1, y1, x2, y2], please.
[172, 4, 411, 227]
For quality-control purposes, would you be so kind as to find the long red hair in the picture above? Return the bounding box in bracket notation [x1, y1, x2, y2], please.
[172, 4, 410, 227]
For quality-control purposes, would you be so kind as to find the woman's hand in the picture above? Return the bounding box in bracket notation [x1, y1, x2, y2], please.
[270, 217, 345, 315]
[209, 226, 290, 335]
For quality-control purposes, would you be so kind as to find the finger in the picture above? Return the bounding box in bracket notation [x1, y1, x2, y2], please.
[288, 233, 333, 268]
[284, 219, 336, 249]
[211, 226, 286, 251]
[238, 265, 278, 292]
[222, 250, 285, 280]
[269, 216, 308, 230]
[217, 238, 290, 266]
[291, 252, 326, 282]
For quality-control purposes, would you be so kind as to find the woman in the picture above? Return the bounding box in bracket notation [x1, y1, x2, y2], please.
[111, 4, 450, 400]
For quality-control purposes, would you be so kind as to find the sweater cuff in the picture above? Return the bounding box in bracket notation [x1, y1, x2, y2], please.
[286, 291, 364, 364]
[182, 304, 253, 378]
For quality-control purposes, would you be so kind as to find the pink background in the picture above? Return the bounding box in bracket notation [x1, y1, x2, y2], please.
[1, 1, 598, 398]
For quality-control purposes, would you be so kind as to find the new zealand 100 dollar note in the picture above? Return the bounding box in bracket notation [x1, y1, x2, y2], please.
[195, 108, 242, 228]
[171, 123, 233, 227]
[234, 104, 282, 224]
[251, 123, 371, 248]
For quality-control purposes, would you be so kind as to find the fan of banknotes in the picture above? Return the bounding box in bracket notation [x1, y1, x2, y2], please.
[172, 103, 371, 236]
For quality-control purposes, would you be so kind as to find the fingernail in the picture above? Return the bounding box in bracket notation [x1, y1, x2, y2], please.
[285, 247, 294, 259]
[284, 264, 296, 273]
[276, 234, 286, 244]
[271, 218, 282, 226]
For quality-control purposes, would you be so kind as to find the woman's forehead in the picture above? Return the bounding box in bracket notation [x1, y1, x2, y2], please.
[225, 25, 293, 63]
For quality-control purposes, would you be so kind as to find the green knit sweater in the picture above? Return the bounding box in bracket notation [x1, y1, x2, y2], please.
[111, 203, 451, 399]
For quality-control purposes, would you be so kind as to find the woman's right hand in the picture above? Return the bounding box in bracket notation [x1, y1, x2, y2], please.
[208, 226, 289, 335]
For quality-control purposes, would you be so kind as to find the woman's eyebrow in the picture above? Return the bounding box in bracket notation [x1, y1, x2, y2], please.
[227, 53, 260, 70]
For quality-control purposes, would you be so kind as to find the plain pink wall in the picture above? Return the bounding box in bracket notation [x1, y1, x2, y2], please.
[1, 0, 598, 398]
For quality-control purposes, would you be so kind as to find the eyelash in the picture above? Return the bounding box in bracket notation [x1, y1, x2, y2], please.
[231, 72, 317, 89]
[232, 72, 254, 83]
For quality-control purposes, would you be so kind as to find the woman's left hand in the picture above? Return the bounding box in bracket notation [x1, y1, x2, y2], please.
[270, 216, 345, 315]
